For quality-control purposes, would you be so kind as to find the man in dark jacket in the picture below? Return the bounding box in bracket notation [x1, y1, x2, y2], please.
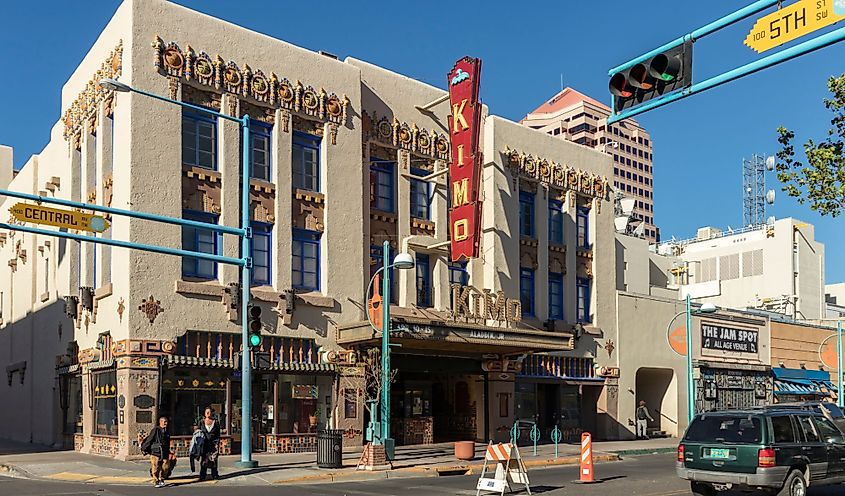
[199, 407, 221, 480]
[141, 416, 172, 488]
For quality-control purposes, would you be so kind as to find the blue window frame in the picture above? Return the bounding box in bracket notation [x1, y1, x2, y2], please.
[370, 245, 397, 304]
[577, 277, 591, 323]
[410, 168, 431, 220]
[292, 229, 320, 291]
[293, 132, 320, 191]
[549, 199, 564, 245]
[182, 111, 217, 170]
[549, 272, 564, 320]
[448, 260, 469, 287]
[520, 268, 535, 317]
[519, 191, 535, 237]
[181, 210, 220, 279]
[577, 206, 590, 248]
[416, 254, 432, 308]
[370, 160, 395, 213]
[250, 121, 272, 181]
[251, 222, 271, 286]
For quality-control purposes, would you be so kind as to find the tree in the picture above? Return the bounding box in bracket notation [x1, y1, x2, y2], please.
[327, 348, 396, 431]
[776, 74, 845, 216]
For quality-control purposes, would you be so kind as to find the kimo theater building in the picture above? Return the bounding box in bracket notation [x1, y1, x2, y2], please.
[338, 54, 616, 444]
[0, 0, 614, 456]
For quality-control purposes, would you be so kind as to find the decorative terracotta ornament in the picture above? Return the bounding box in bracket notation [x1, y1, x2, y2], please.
[117, 297, 125, 322]
[163, 47, 184, 69]
[138, 295, 163, 324]
[604, 339, 615, 358]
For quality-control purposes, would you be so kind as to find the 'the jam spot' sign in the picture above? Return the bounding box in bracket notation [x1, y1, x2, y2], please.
[447, 57, 483, 261]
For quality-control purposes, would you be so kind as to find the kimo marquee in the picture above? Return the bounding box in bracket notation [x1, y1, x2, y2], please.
[447, 56, 483, 261]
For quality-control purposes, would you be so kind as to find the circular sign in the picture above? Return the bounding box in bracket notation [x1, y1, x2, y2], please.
[668, 326, 687, 356]
[90, 216, 106, 232]
[819, 334, 840, 369]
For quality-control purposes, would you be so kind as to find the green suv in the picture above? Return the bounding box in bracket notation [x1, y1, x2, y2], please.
[677, 409, 845, 496]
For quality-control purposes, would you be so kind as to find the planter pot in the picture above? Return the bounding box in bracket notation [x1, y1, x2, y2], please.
[455, 440, 475, 461]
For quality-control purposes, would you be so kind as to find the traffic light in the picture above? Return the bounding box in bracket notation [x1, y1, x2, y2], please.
[609, 40, 693, 113]
[248, 304, 262, 349]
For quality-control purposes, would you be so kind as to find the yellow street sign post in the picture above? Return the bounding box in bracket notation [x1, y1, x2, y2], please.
[745, 0, 845, 53]
[9, 202, 110, 233]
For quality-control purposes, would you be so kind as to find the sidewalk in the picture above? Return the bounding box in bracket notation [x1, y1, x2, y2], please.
[0, 437, 678, 487]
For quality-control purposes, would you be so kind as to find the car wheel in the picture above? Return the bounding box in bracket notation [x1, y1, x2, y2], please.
[690, 481, 716, 496]
[777, 469, 807, 496]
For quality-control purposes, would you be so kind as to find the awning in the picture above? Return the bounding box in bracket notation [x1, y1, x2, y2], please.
[773, 367, 835, 396]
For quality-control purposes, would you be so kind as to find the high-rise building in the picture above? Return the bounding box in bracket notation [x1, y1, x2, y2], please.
[522, 88, 658, 242]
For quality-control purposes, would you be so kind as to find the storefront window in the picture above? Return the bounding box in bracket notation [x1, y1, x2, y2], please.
[160, 369, 228, 436]
[93, 370, 117, 436]
[276, 374, 333, 434]
[514, 382, 537, 422]
[63, 375, 83, 435]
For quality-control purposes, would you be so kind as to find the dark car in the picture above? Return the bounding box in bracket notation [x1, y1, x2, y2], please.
[677, 408, 845, 496]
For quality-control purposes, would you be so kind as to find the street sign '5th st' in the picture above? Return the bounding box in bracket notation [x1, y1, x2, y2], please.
[9, 202, 110, 233]
[744, 0, 845, 53]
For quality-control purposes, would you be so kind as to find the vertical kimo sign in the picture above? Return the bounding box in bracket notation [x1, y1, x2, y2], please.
[447, 57, 483, 261]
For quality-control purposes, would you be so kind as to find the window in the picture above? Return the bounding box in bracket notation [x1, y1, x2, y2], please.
[813, 416, 844, 442]
[548, 200, 564, 245]
[250, 121, 272, 181]
[93, 370, 117, 436]
[293, 132, 320, 191]
[519, 191, 535, 237]
[448, 260, 469, 287]
[576, 277, 590, 322]
[181, 210, 219, 279]
[549, 272, 564, 320]
[292, 229, 320, 291]
[684, 416, 762, 443]
[798, 416, 819, 442]
[410, 168, 431, 219]
[520, 268, 535, 317]
[62, 374, 82, 435]
[416, 254, 432, 308]
[576, 207, 590, 249]
[370, 161, 395, 212]
[182, 111, 217, 169]
[252, 223, 271, 285]
[370, 245, 397, 304]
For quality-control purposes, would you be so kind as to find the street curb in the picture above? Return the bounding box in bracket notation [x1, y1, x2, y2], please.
[611, 447, 677, 456]
[270, 453, 621, 485]
[0, 463, 35, 480]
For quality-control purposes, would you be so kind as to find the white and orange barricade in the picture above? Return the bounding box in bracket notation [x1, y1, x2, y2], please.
[476, 442, 531, 496]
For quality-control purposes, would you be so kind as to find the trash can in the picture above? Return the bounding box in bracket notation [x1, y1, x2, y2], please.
[316, 429, 344, 469]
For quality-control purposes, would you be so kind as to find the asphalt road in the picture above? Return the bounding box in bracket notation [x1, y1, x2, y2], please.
[4, 453, 845, 495]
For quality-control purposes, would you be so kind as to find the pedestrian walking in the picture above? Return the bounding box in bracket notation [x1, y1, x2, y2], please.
[636, 400, 655, 440]
[141, 416, 172, 488]
[199, 406, 221, 481]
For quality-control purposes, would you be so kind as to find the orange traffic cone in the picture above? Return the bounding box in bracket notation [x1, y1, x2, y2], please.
[576, 432, 597, 483]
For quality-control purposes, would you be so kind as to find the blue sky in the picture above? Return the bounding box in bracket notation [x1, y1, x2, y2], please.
[2, 1, 843, 282]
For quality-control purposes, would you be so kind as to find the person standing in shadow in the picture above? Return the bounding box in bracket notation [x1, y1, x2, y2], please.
[199, 406, 221, 481]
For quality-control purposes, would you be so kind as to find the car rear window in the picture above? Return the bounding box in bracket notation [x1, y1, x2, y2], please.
[685, 415, 762, 443]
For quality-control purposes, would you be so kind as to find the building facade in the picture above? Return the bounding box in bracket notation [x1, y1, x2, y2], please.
[0, 0, 617, 457]
[521, 88, 658, 242]
[657, 218, 826, 320]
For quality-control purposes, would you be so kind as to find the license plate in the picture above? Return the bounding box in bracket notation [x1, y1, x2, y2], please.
[707, 448, 731, 459]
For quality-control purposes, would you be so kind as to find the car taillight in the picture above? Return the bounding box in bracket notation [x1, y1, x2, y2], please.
[758, 448, 776, 468]
[677, 444, 685, 462]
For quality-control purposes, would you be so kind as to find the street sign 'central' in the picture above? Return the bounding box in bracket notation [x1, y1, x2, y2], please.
[744, 0, 845, 53]
[9, 202, 110, 233]
[447, 56, 483, 262]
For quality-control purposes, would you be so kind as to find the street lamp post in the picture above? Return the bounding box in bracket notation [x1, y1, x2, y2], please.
[666, 295, 717, 423]
[99, 78, 258, 468]
[365, 240, 414, 459]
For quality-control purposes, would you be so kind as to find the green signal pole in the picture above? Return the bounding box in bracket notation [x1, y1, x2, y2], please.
[838, 321, 843, 408]
[685, 294, 695, 422]
[380, 240, 393, 457]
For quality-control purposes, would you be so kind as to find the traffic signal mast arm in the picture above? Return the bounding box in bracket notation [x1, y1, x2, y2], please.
[607, 0, 845, 123]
